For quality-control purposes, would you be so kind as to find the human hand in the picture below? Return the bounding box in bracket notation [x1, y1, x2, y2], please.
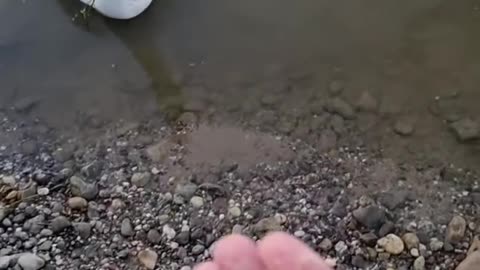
[195, 232, 333, 270]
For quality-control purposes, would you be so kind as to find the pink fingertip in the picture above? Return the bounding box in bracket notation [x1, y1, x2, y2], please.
[213, 234, 264, 270]
[194, 261, 220, 270]
[258, 232, 333, 270]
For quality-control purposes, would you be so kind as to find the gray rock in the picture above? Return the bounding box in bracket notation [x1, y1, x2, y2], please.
[331, 197, 348, 218]
[402, 233, 420, 250]
[360, 232, 378, 246]
[0, 248, 12, 256]
[352, 206, 386, 230]
[17, 253, 45, 270]
[12, 213, 25, 224]
[23, 239, 37, 249]
[38, 240, 53, 251]
[0, 255, 16, 270]
[131, 172, 152, 187]
[356, 91, 378, 112]
[0, 207, 8, 223]
[81, 161, 104, 178]
[413, 256, 425, 270]
[446, 215, 466, 244]
[378, 189, 412, 210]
[191, 244, 205, 255]
[21, 140, 38, 155]
[190, 196, 204, 208]
[24, 215, 45, 234]
[176, 231, 190, 245]
[335, 241, 348, 256]
[147, 229, 162, 244]
[378, 221, 395, 237]
[70, 176, 98, 200]
[174, 183, 198, 200]
[429, 238, 444, 251]
[253, 217, 283, 234]
[73, 222, 91, 239]
[351, 255, 369, 269]
[162, 224, 176, 240]
[450, 118, 480, 142]
[319, 238, 333, 251]
[50, 216, 71, 233]
[2, 218, 11, 227]
[121, 218, 134, 237]
[52, 145, 75, 163]
[393, 118, 415, 136]
[326, 98, 355, 119]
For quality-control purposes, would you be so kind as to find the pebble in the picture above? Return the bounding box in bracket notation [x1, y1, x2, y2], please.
[402, 233, 420, 250]
[450, 118, 480, 142]
[70, 176, 98, 200]
[38, 240, 53, 251]
[192, 244, 205, 255]
[17, 253, 45, 270]
[410, 248, 420, 257]
[73, 222, 92, 239]
[2, 218, 11, 227]
[360, 232, 378, 246]
[446, 215, 466, 244]
[131, 172, 152, 187]
[294, 230, 306, 238]
[356, 91, 378, 112]
[326, 98, 355, 119]
[67, 197, 88, 210]
[253, 217, 283, 234]
[121, 218, 134, 237]
[413, 256, 425, 270]
[393, 118, 415, 136]
[138, 249, 158, 270]
[190, 196, 204, 208]
[37, 187, 49, 196]
[50, 216, 71, 233]
[429, 238, 444, 251]
[352, 206, 386, 230]
[147, 229, 162, 244]
[377, 234, 405, 255]
[335, 241, 348, 256]
[163, 224, 176, 240]
[175, 183, 198, 200]
[228, 207, 242, 217]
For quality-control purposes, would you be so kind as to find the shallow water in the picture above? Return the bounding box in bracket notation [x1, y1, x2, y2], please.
[1, 0, 480, 170]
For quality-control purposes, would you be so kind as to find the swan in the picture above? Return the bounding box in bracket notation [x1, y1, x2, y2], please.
[79, 0, 153, 20]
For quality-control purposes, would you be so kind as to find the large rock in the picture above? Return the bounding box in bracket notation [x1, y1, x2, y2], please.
[70, 176, 98, 200]
[446, 216, 467, 244]
[352, 206, 386, 230]
[377, 234, 404, 255]
[456, 251, 480, 270]
[17, 253, 45, 270]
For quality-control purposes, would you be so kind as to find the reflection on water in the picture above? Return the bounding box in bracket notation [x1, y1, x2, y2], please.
[1, 0, 480, 169]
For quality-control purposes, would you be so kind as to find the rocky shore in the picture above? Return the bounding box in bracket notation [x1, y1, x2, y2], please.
[0, 110, 479, 270]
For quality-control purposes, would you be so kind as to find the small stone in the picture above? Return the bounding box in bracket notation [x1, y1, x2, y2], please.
[70, 176, 98, 200]
[176, 231, 190, 245]
[190, 196, 204, 208]
[138, 249, 158, 270]
[335, 241, 348, 256]
[403, 233, 420, 250]
[110, 198, 124, 211]
[413, 256, 425, 270]
[351, 255, 369, 269]
[40, 229, 53, 237]
[353, 206, 386, 230]
[147, 229, 162, 244]
[450, 118, 480, 142]
[73, 222, 91, 239]
[253, 217, 283, 234]
[175, 183, 198, 200]
[232, 224, 244, 234]
[378, 221, 395, 237]
[356, 91, 378, 112]
[394, 118, 415, 136]
[38, 240, 53, 251]
[50, 216, 71, 233]
[446, 215, 467, 244]
[163, 224, 176, 240]
[131, 172, 152, 187]
[228, 207, 242, 217]
[366, 247, 377, 260]
[360, 232, 378, 246]
[319, 238, 333, 251]
[2, 218, 11, 227]
[294, 230, 306, 238]
[326, 98, 355, 119]
[429, 238, 444, 251]
[121, 218, 134, 237]
[192, 244, 205, 255]
[67, 197, 88, 210]
[180, 266, 192, 270]
[378, 189, 411, 210]
[410, 248, 420, 257]
[17, 253, 45, 270]
[377, 234, 405, 255]
[21, 140, 38, 156]
[37, 188, 49, 196]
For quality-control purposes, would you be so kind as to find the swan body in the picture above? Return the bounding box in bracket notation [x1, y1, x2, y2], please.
[79, 0, 153, 20]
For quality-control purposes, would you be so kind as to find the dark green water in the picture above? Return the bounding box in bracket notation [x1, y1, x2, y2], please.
[1, 0, 480, 169]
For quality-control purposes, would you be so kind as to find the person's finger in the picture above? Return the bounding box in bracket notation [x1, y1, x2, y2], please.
[194, 261, 220, 270]
[212, 234, 265, 270]
[258, 232, 332, 270]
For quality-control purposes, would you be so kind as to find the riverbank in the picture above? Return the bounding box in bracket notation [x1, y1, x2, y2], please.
[0, 110, 478, 270]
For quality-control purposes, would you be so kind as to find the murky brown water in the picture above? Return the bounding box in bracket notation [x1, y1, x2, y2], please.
[1, 0, 480, 170]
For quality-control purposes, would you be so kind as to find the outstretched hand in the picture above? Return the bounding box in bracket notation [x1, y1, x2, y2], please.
[195, 232, 333, 270]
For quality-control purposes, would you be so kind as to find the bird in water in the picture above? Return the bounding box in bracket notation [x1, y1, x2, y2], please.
[79, 0, 153, 19]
